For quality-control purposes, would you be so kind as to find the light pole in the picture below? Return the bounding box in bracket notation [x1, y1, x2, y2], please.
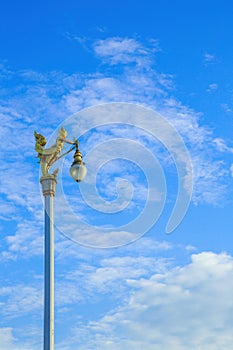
[34, 127, 87, 350]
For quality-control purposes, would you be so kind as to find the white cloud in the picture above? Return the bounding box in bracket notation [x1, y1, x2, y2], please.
[0, 327, 40, 350]
[0, 328, 22, 350]
[0, 33, 232, 350]
[191, 156, 228, 204]
[0, 283, 42, 318]
[93, 37, 159, 66]
[0, 36, 232, 255]
[52, 237, 175, 307]
[203, 52, 216, 65]
[64, 255, 169, 298]
[61, 38, 231, 205]
[213, 138, 233, 153]
[221, 103, 232, 113]
[2, 219, 44, 260]
[230, 163, 233, 177]
[206, 83, 218, 92]
[0, 328, 15, 350]
[60, 252, 233, 349]
[54, 236, 172, 261]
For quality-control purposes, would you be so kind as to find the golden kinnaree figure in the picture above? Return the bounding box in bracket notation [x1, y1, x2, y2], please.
[34, 127, 77, 177]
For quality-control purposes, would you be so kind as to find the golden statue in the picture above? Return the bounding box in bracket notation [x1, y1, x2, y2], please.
[34, 127, 77, 176]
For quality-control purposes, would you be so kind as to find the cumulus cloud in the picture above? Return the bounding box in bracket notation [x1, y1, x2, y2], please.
[60, 252, 233, 350]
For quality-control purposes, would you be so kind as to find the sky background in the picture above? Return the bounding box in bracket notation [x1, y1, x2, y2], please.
[1, 1, 233, 349]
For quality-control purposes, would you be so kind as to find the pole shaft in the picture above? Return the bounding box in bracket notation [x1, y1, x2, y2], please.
[40, 176, 57, 350]
[44, 195, 54, 350]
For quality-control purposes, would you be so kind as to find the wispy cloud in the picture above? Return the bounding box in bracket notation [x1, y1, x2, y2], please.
[206, 83, 218, 92]
[0, 284, 42, 318]
[0, 327, 40, 350]
[61, 39, 231, 206]
[93, 37, 160, 67]
[203, 52, 217, 65]
[0, 36, 232, 258]
[213, 138, 233, 154]
[221, 103, 232, 113]
[230, 164, 233, 177]
[0, 41, 231, 347]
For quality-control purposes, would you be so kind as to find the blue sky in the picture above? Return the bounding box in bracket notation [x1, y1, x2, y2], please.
[1, 1, 233, 349]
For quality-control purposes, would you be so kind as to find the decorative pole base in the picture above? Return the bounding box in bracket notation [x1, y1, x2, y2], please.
[40, 175, 57, 197]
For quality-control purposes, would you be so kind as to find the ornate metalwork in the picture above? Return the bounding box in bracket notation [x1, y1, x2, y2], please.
[34, 127, 78, 176]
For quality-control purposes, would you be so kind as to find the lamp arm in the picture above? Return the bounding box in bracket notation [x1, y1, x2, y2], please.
[63, 137, 78, 146]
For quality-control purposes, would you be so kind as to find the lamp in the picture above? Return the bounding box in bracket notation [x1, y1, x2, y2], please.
[70, 143, 87, 182]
